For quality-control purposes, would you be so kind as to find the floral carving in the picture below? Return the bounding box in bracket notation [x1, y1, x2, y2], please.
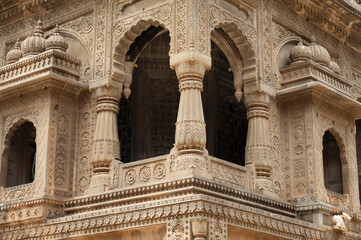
[153, 163, 166, 180]
[294, 161, 306, 178]
[294, 145, 304, 155]
[139, 166, 151, 182]
[125, 169, 136, 185]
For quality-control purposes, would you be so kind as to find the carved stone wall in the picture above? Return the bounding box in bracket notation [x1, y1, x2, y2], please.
[74, 93, 96, 195]
[1, 0, 361, 239]
[0, 92, 49, 200]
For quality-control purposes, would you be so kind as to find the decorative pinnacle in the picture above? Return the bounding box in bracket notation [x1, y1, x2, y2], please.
[297, 37, 303, 46]
[14, 38, 21, 48]
[310, 34, 316, 44]
[34, 20, 44, 36]
[54, 24, 60, 33]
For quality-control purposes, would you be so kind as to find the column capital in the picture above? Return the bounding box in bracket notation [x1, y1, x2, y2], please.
[170, 51, 211, 81]
[93, 85, 122, 101]
[244, 90, 270, 108]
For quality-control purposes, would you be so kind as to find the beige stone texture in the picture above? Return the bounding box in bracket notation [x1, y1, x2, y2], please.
[0, 0, 361, 239]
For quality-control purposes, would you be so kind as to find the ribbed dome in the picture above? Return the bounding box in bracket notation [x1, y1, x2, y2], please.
[309, 35, 331, 67]
[329, 61, 341, 74]
[46, 24, 68, 51]
[21, 20, 46, 56]
[290, 38, 312, 64]
[6, 38, 22, 64]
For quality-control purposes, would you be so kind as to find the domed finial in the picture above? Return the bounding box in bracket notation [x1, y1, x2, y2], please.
[45, 24, 68, 51]
[289, 37, 312, 64]
[329, 61, 341, 74]
[21, 19, 46, 56]
[6, 38, 22, 64]
[308, 34, 330, 66]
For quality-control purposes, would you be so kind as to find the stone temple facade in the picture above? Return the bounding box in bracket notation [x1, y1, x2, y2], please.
[1, 0, 361, 239]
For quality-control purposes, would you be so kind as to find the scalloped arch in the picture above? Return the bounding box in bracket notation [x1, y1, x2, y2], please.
[213, 22, 257, 82]
[112, 19, 170, 82]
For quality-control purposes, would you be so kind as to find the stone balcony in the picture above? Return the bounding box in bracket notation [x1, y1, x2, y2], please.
[278, 60, 361, 118]
[0, 49, 87, 99]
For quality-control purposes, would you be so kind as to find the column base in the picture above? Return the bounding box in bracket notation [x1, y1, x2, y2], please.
[255, 178, 277, 198]
[168, 148, 212, 180]
[85, 173, 111, 195]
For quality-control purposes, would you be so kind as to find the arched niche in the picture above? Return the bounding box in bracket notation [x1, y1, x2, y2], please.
[59, 29, 92, 84]
[0, 120, 36, 187]
[322, 129, 346, 194]
[275, 38, 299, 69]
[274, 37, 299, 88]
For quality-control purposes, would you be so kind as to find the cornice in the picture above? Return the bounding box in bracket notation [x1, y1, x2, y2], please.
[65, 177, 296, 216]
[279, 0, 361, 54]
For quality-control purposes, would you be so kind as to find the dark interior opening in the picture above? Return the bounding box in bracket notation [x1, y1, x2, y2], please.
[356, 120, 361, 202]
[118, 28, 247, 165]
[6, 121, 36, 187]
[322, 130, 343, 194]
[203, 41, 247, 165]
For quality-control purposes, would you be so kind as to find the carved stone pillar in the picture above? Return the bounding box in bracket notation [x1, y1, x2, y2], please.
[87, 86, 121, 193]
[191, 219, 208, 240]
[169, 52, 211, 179]
[245, 91, 274, 196]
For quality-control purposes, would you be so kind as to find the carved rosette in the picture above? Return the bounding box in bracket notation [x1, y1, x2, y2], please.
[88, 86, 121, 192]
[170, 52, 211, 178]
[244, 91, 274, 196]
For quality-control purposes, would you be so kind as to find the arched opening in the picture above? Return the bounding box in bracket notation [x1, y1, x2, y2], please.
[356, 120, 361, 203]
[118, 29, 179, 163]
[203, 41, 248, 165]
[117, 25, 248, 165]
[3, 121, 36, 187]
[322, 130, 343, 194]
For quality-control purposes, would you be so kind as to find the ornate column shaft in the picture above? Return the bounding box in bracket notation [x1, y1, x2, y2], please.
[169, 52, 211, 178]
[245, 91, 274, 196]
[87, 86, 121, 193]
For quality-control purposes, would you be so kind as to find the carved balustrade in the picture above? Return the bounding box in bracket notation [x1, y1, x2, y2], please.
[121, 155, 168, 187]
[0, 183, 33, 202]
[280, 61, 353, 97]
[210, 156, 249, 190]
[279, 60, 361, 119]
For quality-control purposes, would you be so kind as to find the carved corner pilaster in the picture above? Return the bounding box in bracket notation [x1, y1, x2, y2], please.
[244, 90, 276, 197]
[191, 218, 208, 240]
[86, 85, 121, 194]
